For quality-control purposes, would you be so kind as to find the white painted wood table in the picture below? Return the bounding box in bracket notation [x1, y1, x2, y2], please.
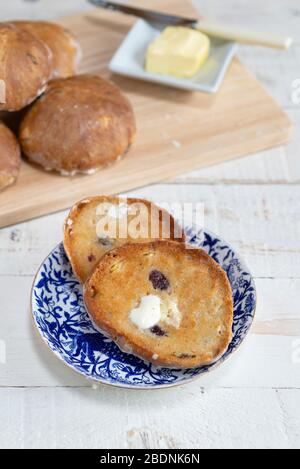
[1, 0, 300, 449]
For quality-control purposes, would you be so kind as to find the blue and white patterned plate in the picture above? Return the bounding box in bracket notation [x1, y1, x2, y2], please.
[31, 228, 256, 389]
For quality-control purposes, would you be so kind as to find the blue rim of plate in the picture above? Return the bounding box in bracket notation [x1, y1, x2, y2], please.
[31, 227, 256, 389]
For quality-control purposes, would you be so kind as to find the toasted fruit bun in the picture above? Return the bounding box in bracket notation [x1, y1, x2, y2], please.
[0, 23, 52, 111]
[64, 196, 185, 283]
[19, 75, 136, 175]
[12, 21, 81, 78]
[0, 121, 21, 191]
[84, 241, 233, 368]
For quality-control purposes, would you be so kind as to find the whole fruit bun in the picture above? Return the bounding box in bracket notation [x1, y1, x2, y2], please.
[0, 121, 21, 191]
[0, 23, 52, 112]
[12, 21, 81, 78]
[19, 75, 136, 175]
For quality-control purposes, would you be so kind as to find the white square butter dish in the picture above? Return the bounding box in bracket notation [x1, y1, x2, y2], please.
[109, 19, 237, 93]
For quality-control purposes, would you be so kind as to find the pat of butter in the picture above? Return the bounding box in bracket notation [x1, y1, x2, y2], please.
[160, 297, 181, 329]
[146, 26, 210, 78]
[130, 295, 182, 330]
[130, 295, 161, 329]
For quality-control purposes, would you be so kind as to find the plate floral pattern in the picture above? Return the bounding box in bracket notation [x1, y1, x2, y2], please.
[31, 228, 256, 389]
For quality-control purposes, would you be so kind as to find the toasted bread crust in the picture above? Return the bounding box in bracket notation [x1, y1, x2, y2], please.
[64, 196, 185, 283]
[12, 21, 80, 78]
[84, 240, 233, 368]
[0, 121, 21, 191]
[19, 75, 136, 174]
[0, 23, 52, 111]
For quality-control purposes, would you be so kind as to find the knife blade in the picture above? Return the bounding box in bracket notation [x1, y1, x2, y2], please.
[88, 0, 198, 26]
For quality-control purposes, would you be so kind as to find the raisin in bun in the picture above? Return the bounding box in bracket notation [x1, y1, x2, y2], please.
[0, 121, 21, 191]
[19, 75, 136, 175]
[64, 196, 185, 283]
[84, 241, 233, 368]
[0, 23, 52, 111]
[12, 21, 81, 78]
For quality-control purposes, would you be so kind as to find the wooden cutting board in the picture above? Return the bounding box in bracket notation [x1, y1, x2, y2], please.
[0, 0, 292, 228]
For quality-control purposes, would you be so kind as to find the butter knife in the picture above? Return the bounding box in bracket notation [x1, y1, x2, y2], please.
[88, 0, 293, 49]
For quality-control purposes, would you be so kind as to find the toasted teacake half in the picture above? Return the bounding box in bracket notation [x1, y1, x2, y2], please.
[84, 240, 233, 368]
[64, 196, 186, 283]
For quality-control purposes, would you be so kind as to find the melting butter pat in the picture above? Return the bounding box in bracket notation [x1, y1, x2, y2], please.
[130, 295, 182, 331]
[130, 295, 161, 330]
[160, 297, 182, 329]
[146, 26, 210, 78]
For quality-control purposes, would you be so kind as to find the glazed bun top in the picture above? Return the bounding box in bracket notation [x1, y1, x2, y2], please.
[0, 23, 52, 111]
[12, 21, 81, 78]
[19, 75, 136, 175]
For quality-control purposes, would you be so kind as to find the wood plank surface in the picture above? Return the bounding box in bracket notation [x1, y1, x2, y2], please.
[0, 0, 299, 450]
